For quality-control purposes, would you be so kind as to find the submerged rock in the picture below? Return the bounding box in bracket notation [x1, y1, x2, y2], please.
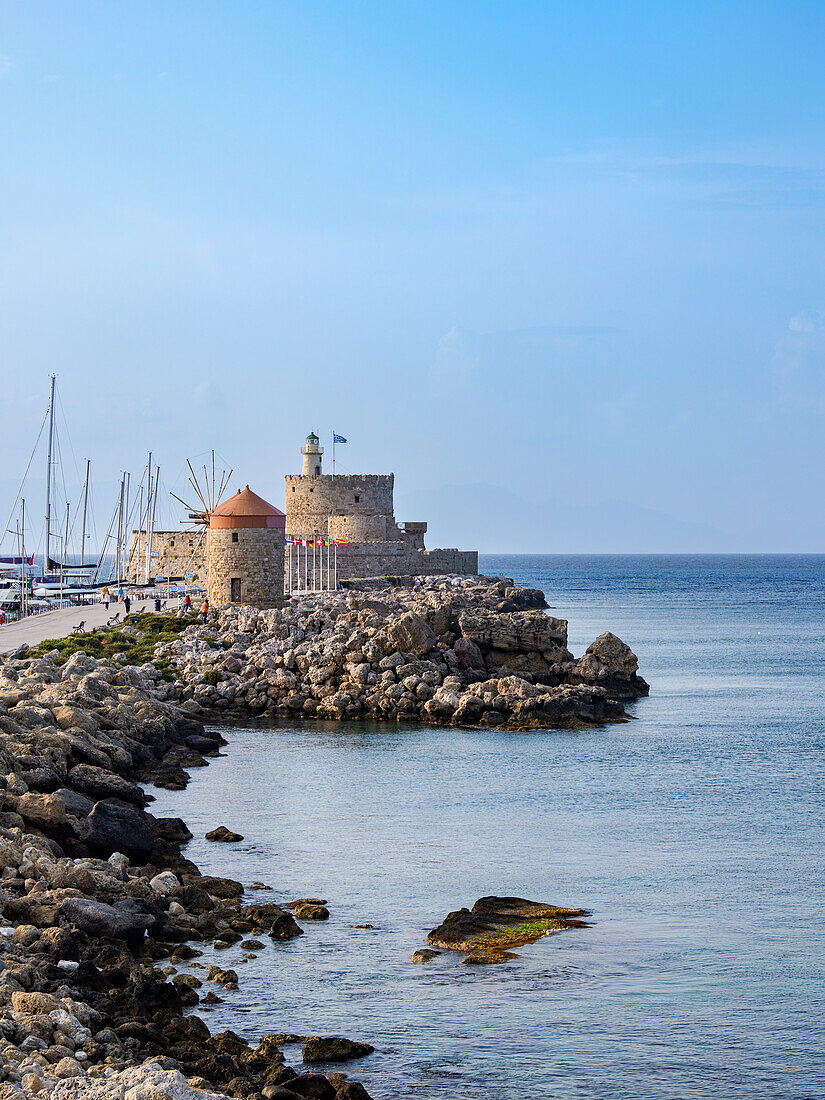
[302, 1036, 375, 1063]
[427, 896, 590, 957]
[205, 825, 244, 842]
[411, 949, 441, 964]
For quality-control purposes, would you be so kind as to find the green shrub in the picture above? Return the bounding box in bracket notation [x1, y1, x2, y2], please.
[202, 669, 221, 686]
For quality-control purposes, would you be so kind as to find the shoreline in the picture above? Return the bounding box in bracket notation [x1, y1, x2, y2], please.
[0, 575, 648, 1098]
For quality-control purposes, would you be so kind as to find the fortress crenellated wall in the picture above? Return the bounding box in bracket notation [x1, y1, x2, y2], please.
[285, 473, 398, 538]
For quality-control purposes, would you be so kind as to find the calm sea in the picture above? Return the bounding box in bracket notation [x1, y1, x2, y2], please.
[149, 555, 825, 1100]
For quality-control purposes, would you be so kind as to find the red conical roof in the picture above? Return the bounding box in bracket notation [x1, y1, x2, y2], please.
[209, 486, 286, 529]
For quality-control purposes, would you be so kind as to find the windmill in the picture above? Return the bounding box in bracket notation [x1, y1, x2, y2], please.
[171, 452, 233, 528]
[168, 452, 232, 585]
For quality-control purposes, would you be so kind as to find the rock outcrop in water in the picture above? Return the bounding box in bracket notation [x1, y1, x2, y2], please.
[427, 896, 591, 964]
[148, 575, 648, 732]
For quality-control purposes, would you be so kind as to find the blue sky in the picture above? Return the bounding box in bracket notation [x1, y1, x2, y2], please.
[2, 1, 824, 551]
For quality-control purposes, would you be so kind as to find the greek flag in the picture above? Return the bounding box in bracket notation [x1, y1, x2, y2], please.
[333, 433, 347, 444]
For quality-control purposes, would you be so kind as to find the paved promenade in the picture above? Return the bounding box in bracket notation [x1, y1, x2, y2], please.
[0, 599, 173, 654]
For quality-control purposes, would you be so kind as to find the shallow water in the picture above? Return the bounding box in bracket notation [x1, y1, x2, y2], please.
[149, 555, 825, 1099]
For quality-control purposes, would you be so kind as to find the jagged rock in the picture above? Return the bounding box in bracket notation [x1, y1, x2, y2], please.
[457, 611, 570, 656]
[205, 825, 244, 842]
[378, 612, 436, 656]
[67, 764, 148, 807]
[5, 791, 67, 832]
[427, 896, 590, 955]
[573, 631, 650, 698]
[78, 800, 156, 862]
[302, 1036, 375, 1063]
[60, 897, 153, 943]
[54, 787, 95, 818]
[411, 949, 440, 963]
[50, 1061, 235, 1099]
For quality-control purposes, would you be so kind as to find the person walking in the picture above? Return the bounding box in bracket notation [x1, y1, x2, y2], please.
[123, 595, 131, 615]
[117, 586, 124, 603]
[102, 585, 109, 610]
[201, 598, 209, 623]
[184, 593, 191, 612]
[178, 594, 185, 614]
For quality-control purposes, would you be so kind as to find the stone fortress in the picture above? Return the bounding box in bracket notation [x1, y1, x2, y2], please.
[285, 432, 477, 582]
[128, 433, 477, 605]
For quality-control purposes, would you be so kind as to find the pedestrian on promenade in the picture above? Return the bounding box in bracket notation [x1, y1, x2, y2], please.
[102, 586, 109, 610]
[184, 593, 191, 612]
[123, 595, 131, 615]
[118, 586, 124, 603]
[178, 595, 185, 614]
[201, 598, 209, 623]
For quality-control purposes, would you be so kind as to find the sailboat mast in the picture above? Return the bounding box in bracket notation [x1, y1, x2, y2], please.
[80, 459, 90, 569]
[146, 466, 159, 585]
[21, 498, 26, 618]
[135, 484, 143, 583]
[144, 452, 153, 583]
[122, 471, 131, 579]
[115, 474, 125, 582]
[42, 374, 56, 578]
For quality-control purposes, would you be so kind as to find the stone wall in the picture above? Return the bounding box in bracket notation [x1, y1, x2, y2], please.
[127, 531, 206, 583]
[285, 473, 398, 538]
[327, 542, 477, 580]
[206, 528, 285, 607]
[327, 513, 388, 542]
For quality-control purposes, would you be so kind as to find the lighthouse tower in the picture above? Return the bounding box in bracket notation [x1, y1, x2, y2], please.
[301, 432, 324, 478]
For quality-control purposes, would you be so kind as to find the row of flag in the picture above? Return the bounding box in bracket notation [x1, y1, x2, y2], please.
[285, 538, 348, 547]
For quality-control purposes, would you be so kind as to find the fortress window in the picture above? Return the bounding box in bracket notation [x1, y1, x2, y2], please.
[189, 540, 193, 547]
[170, 540, 175, 546]
[292, 486, 295, 493]
[232, 532, 239, 543]
[310, 487, 313, 493]
[355, 495, 360, 502]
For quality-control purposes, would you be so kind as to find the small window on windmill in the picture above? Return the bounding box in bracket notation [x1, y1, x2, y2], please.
[232, 532, 239, 543]
[170, 540, 175, 547]
[189, 540, 194, 547]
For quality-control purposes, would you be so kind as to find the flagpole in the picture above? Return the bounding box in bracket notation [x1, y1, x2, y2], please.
[332, 431, 335, 477]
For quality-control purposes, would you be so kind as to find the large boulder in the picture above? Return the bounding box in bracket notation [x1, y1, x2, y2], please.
[378, 612, 436, 657]
[5, 791, 67, 832]
[52, 704, 99, 733]
[572, 632, 650, 699]
[427, 896, 589, 954]
[78, 800, 156, 863]
[457, 611, 571, 657]
[302, 1036, 374, 1063]
[60, 897, 153, 944]
[67, 764, 148, 807]
[50, 1061, 235, 1099]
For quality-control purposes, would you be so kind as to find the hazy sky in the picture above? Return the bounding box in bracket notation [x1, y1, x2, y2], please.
[2, 1, 824, 552]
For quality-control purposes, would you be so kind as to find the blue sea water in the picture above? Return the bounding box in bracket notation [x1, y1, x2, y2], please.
[149, 555, 825, 1099]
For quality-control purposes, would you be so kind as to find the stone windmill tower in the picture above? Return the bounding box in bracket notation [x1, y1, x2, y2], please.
[206, 486, 286, 606]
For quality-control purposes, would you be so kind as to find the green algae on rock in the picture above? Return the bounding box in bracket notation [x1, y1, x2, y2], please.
[426, 896, 591, 962]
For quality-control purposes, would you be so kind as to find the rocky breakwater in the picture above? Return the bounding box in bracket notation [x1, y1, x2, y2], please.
[0, 648, 374, 1099]
[156, 575, 649, 730]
